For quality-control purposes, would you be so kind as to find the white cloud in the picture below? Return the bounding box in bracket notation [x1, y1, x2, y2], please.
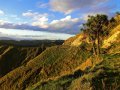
[22, 11, 48, 28]
[32, 16, 48, 28]
[22, 11, 81, 32]
[0, 20, 9, 25]
[0, 20, 6, 25]
[49, 15, 80, 30]
[50, 0, 108, 14]
[22, 11, 38, 17]
[0, 10, 4, 15]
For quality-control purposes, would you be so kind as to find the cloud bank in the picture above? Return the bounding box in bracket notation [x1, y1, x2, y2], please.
[0, 14, 82, 34]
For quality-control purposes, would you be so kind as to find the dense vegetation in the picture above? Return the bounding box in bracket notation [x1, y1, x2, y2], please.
[0, 13, 120, 90]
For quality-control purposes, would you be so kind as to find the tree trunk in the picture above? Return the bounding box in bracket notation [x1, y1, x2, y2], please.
[93, 41, 97, 56]
[90, 36, 97, 56]
[97, 29, 100, 56]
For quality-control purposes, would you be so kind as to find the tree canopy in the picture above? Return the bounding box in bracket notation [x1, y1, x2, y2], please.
[82, 14, 109, 56]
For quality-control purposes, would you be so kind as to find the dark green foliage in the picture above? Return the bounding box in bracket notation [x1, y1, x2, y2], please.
[82, 14, 109, 56]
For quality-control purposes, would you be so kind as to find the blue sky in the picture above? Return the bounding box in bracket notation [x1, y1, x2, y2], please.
[0, 0, 120, 40]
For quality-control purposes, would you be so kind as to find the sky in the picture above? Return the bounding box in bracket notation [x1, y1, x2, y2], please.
[0, 0, 120, 40]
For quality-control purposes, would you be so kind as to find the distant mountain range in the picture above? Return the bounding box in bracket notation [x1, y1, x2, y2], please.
[0, 37, 13, 40]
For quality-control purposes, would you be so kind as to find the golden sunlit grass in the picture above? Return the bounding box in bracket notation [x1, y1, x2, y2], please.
[103, 24, 120, 48]
[26, 24, 120, 90]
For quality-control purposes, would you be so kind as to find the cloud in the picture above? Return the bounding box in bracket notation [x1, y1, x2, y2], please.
[49, 15, 79, 29]
[0, 20, 45, 31]
[32, 16, 48, 28]
[22, 11, 82, 33]
[37, 2, 49, 8]
[0, 10, 4, 15]
[50, 0, 108, 14]
[22, 11, 48, 28]
[48, 15, 81, 33]
[0, 20, 7, 25]
[0, 15, 82, 34]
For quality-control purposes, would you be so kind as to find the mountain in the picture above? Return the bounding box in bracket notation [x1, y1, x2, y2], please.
[0, 37, 13, 40]
[0, 17, 120, 90]
[26, 24, 120, 90]
[0, 40, 63, 78]
[0, 40, 64, 46]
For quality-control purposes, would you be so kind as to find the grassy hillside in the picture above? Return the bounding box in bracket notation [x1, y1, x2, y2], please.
[0, 40, 63, 77]
[0, 23, 120, 90]
[27, 24, 120, 90]
[30, 50, 120, 90]
[0, 44, 91, 90]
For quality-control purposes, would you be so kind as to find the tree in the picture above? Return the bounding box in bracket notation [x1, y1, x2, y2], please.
[116, 12, 120, 15]
[82, 14, 109, 57]
[115, 12, 120, 24]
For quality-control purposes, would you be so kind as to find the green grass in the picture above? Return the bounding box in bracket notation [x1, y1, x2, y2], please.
[0, 40, 63, 78]
[26, 44, 120, 90]
[0, 45, 91, 90]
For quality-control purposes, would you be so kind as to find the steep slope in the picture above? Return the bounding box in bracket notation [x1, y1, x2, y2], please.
[0, 40, 63, 77]
[102, 25, 120, 48]
[64, 24, 120, 48]
[0, 46, 43, 77]
[27, 24, 120, 90]
[0, 45, 91, 90]
[27, 53, 120, 90]
[63, 33, 88, 47]
[63, 34, 81, 46]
